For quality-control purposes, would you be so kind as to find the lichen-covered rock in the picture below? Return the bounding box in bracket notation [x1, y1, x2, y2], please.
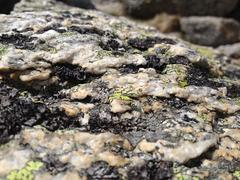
[0, 0, 240, 179]
[123, 0, 239, 19]
[180, 16, 240, 46]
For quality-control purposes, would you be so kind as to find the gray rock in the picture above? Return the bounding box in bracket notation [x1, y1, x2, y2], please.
[218, 43, 240, 58]
[123, 0, 239, 19]
[92, 0, 125, 16]
[180, 16, 240, 46]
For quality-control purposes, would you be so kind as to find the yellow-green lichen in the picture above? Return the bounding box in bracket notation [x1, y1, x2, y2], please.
[7, 161, 44, 180]
[233, 170, 240, 180]
[96, 50, 113, 58]
[109, 88, 138, 102]
[175, 173, 200, 180]
[178, 79, 188, 88]
[0, 44, 7, 57]
[62, 31, 77, 37]
[195, 46, 215, 60]
[163, 64, 187, 76]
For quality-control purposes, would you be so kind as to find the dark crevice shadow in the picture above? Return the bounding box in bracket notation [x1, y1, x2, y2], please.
[0, 0, 20, 14]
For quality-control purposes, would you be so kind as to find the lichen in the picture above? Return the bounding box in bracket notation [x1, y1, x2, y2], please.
[0, 43, 7, 56]
[109, 88, 138, 102]
[7, 161, 44, 180]
[233, 170, 240, 180]
[96, 50, 113, 58]
[195, 46, 215, 60]
[178, 79, 188, 88]
[175, 173, 200, 180]
[163, 64, 187, 75]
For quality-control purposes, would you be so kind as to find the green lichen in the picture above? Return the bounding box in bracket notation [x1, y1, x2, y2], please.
[163, 64, 187, 76]
[7, 161, 44, 180]
[109, 88, 138, 102]
[175, 173, 200, 180]
[0, 44, 7, 57]
[62, 31, 77, 37]
[233, 170, 240, 180]
[195, 46, 215, 60]
[178, 79, 188, 88]
[96, 50, 113, 58]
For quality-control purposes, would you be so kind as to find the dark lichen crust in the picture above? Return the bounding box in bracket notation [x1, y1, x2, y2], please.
[0, 0, 240, 179]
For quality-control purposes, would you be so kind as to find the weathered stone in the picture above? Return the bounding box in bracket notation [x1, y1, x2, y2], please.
[218, 43, 240, 59]
[148, 13, 180, 33]
[123, 0, 239, 19]
[180, 16, 240, 46]
[0, 0, 240, 179]
[92, 0, 125, 16]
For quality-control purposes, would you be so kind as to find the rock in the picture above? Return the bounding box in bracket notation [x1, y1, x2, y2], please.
[92, 0, 125, 16]
[218, 43, 240, 58]
[123, 0, 239, 19]
[180, 16, 240, 46]
[148, 13, 180, 33]
[0, 0, 240, 179]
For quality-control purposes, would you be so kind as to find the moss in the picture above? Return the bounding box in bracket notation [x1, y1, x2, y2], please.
[7, 161, 44, 180]
[109, 88, 138, 102]
[233, 170, 240, 180]
[0, 43, 7, 56]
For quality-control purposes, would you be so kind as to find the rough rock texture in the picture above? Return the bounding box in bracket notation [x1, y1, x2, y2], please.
[180, 16, 240, 46]
[0, 0, 240, 179]
[123, 0, 239, 19]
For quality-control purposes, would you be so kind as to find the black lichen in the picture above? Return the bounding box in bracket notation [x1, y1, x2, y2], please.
[128, 37, 176, 51]
[68, 26, 117, 38]
[0, 33, 38, 50]
[127, 159, 173, 180]
[0, 81, 82, 144]
[86, 161, 120, 180]
[53, 63, 99, 85]
[119, 55, 166, 74]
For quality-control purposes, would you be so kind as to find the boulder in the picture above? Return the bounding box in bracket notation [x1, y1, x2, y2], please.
[123, 0, 239, 19]
[92, 0, 125, 16]
[180, 16, 240, 46]
[218, 43, 240, 58]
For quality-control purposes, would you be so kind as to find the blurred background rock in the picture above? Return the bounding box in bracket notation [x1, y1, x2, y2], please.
[0, 0, 240, 58]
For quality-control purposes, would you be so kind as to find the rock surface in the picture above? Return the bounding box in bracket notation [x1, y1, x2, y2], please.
[0, 0, 240, 179]
[218, 43, 240, 59]
[123, 0, 239, 19]
[180, 16, 240, 46]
